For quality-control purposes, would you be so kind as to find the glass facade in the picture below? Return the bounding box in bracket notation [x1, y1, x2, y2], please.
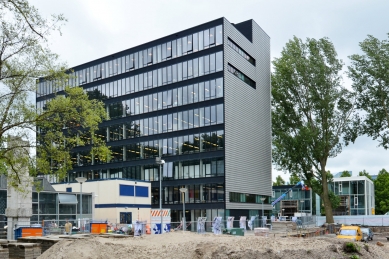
[0, 189, 92, 224]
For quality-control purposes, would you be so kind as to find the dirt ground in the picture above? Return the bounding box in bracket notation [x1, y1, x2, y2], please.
[37, 231, 389, 259]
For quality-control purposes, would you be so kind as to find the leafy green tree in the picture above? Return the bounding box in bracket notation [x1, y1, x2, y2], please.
[358, 169, 373, 181]
[272, 36, 358, 223]
[273, 175, 285, 186]
[348, 34, 389, 149]
[340, 170, 351, 177]
[374, 169, 389, 214]
[0, 1, 109, 185]
[289, 173, 300, 185]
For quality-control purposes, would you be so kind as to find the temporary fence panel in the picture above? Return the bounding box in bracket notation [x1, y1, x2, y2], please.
[151, 209, 171, 234]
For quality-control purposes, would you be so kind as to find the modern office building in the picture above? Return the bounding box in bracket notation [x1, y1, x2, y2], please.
[329, 176, 375, 215]
[36, 18, 271, 224]
[271, 185, 313, 218]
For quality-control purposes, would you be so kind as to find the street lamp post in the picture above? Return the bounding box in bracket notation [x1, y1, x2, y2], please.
[260, 197, 266, 227]
[179, 187, 187, 232]
[76, 177, 87, 233]
[155, 157, 165, 234]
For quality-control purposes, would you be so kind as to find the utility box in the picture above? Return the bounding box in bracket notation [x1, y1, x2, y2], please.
[90, 222, 108, 234]
[14, 227, 42, 239]
[225, 228, 244, 236]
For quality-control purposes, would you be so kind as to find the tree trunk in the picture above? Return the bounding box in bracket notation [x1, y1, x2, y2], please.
[321, 166, 334, 223]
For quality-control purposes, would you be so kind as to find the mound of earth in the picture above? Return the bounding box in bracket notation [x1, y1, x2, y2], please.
[37, 232, 389, 259]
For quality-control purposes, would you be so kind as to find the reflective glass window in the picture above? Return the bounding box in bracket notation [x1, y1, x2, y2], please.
[193, 58, 198, 77]
[167, 65, 172, 83]
[210, 80, 216, 98]
[182, 36, 187, 54]
[216, 25, 223, 45]
[209, 27, 215, 45]
[199, 30, 204, 50]
[216, 51, 223, 72]
[143, 49, 148, 66]
[172, 64, 177, 83]
[158, 68, 162, 86]
[158, 92, 163, 110]
[125, 78, 130, 94]
[182, 61, 187, 80]
[188, 84, 194, 104]
[199, 57, 204, 76]
[204, 81, 210, 100]
[153, 70, 158, 87]
[177, 38, 182, 57]
[162, 67, 167, 85]
[178, 88, 182, 106]
[188, 60, 193, 79]
[139, 74, 144, 91]
[138, 51, 143, 68]
[204, 55, 209, 74]
[188, 109, 194, 129]
[182, 86, 188, 105]
[162, 43, 167, 61]
[204, 107, 210, 126]
[199, 82, 204, 102]
[217, 104, 223, 124]
[163, 115, 168, 133]
[157, 45, 162, 62]
[168, 114, 173, 132]
[204, 29, 209, 48]
[193, 33, 198, 52]
[143, 95, 149, 113]
[211, 105, 216, 125]
[193, 83, 199, 102]
[153, 93, 158, 111]
[149, 94, 153, 112]
[172, 40, 177, 58]
[187, 35, 193, 52]
[199, 107, 204, 127]
[194, 108, 199, 128]
[210, 53, 216, 73]
[216, 78, 223, 97]
[153, 47, 157, 64]
[182, 111, 189, 130]
[130, 76, 135, 93]
[167, 41, 172, 58]
[148, 71, 152, 88]
[173, 89, 178, 107]
[129, 54, 134, 70]
[134, 52, 138, 69]
[148, 48, 152, 64]
[178, 62, 183, 81]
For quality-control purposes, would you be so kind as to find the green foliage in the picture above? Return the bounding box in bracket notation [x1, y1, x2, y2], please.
[348, 34, 389, 149]
[349, 255, 359, 259]
[273, 175, 285, 186]
[289, 173, 300, 185]
[374, 168, 389, 214]
[272, 36, 358, 224]
[36, 86, 110, 180]
[340, 170, 352, 177]
[358, 170, 373, 181]
[343, 242, 360, 253]
[0, 1, 109, 185]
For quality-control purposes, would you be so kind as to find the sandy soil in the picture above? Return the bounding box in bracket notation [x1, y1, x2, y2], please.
[37, 231, 389, 259]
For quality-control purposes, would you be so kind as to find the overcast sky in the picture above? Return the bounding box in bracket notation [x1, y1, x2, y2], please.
[33, 0, 389, 182]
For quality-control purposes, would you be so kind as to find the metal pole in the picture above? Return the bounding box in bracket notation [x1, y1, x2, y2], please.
[183, 192, 186, 232]
[159, 163, 163, 234]
[80, 182, 83, 233]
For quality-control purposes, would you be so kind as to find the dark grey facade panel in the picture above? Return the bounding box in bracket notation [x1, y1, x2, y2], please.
[223, 19, 271, 210]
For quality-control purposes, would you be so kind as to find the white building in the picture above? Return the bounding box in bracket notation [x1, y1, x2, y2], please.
[53, 179, 151, 224]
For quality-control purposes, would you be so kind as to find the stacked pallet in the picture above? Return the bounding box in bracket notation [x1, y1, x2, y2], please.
[17, 237, 60, 254]
[4, 243, 40, 259]
[0, 247, 9, 258]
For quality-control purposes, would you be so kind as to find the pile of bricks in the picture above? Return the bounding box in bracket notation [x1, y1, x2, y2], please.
[3, 242, 40, 259]
[0, 247, 9, 258]
[17, 237, 60, 254]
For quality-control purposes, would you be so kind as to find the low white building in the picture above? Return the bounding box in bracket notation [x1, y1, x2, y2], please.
[53, 179, 151, 224]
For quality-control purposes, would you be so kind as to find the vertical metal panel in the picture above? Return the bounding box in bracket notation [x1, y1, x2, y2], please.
[223, 19, 271, 210]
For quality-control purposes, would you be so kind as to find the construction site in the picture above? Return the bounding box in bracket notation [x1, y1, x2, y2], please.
[0, 221, 386, 259]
